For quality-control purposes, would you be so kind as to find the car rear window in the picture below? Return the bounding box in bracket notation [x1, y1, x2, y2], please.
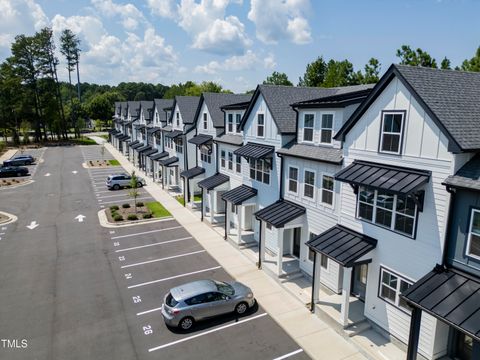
[166, 293, 178, 307]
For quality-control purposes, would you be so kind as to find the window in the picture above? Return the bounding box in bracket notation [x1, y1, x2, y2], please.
[220, 150, 226, 168]
[288, 167, 298, 194]
[228, 152, 233, 171]
[357, 186, 417, 237]
[228, 114, 234, 133]
[320, 114, 334, 144]
[235, 155, 241, 173]
[303, 170, 315, 199]
[200, 147, 211, 163]
[467, 209, 480, 259]
[380, 112, 404, 154]
[176, 112, 180, 126]
[175, 138, 183, 153]
[303, 114, 314, 142]
[235, 114, 242, 133]
[321, 175, 334, 205]
[257, 114, 265, 137]
[379, 267, 412, 311]
[203, 113, 208, 130]
[250, 159, 270, 184]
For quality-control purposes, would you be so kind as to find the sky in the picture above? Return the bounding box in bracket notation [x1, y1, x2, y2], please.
[0, 0, 479, 93]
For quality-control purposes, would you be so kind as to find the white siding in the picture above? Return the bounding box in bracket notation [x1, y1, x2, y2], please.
[195, 103, 217, 177]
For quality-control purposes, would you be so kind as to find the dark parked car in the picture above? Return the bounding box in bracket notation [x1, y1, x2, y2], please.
[3, 155, 35, 166]
[0, 166, 29, 177]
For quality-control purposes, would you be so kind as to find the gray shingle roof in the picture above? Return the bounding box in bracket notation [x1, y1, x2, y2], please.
[277, 143, 343, 164]
[153, 99, 174, 123]
[201, 93, 252, 128]
[128, 101, 141, 116]
[174, 96, 201, 124]
[443, 154, 480, 191]
[395, 65, 480, 150]
[140, 101, 154, 121]
[214, 133, 244, 146]
[242, 84, 373, 134]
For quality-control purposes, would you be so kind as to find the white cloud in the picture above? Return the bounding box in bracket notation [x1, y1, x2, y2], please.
[195, 49, 272, 74]
[91, 0, 148, 30]
[263, 53, 276, 69]
[147, 0, 177, 18]
[248, 0, 312, 44]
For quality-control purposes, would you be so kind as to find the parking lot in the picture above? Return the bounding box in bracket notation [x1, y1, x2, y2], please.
[0, 147, 46, 187]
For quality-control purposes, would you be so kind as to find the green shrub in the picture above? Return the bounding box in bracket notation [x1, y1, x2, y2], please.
[111, 211, 118, 217]
[137, 201, 144, 207]
[127, 214, 138, 221]
[142, 213, 152, 219]
[114, 214, 123, 222]
[122, 203, 130, 208]
[110, 205, 119, 211]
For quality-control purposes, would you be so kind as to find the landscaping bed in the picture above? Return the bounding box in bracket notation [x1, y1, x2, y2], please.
[86, 159, 120, 168]
[0, 213, 8, 223]
[106, 201, 171, 223]
[176, 194, 202, 206]
[0, 178, 29, 188]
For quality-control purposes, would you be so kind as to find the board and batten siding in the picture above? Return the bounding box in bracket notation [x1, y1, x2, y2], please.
[195, 103, 217, 177]
[340, 77, 454, 359]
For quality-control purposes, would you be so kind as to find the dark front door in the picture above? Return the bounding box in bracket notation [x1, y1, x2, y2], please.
[351, 264, 368, 301]
[292, 228, 301, 258]
[449, 328, 477, 360]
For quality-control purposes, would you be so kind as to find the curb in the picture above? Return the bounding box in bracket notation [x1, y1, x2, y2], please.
[97, 208, 174, 228]
[0, 211, 18, 225]
[0, 179, 34, 191]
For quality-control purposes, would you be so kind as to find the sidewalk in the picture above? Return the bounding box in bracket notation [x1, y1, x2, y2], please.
[102, 141, 404, 360]
[0, 149, 17, 163]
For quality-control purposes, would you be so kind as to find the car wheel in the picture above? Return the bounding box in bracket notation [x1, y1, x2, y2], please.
[235, 302, 248, 315]
[137, 182, 143, 188]
[113, 184, 120, 190]
[179, 317, 194, 330]
[17, 172, 22, 177]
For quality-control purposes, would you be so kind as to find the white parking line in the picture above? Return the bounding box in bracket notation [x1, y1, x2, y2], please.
[115, 237, 192, 252]
[127, 266, 222, 289]
[120, 250, 206, 269]
[148, 313, 268, 352]
[96, 192, 147, 199]
[136, 307, 163, 316]
[272, 349, 304, 360]
[100, 196, 152, 205]
[111, 225, 181, 239]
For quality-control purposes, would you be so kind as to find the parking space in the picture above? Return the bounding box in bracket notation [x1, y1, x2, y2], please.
[0, 147, 46, 181]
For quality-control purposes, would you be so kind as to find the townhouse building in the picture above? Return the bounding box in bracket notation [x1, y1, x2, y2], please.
[132, 100, 154, 170]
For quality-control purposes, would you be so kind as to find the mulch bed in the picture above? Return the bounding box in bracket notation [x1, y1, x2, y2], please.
[106, 203, 153, 223]
[0, 178, 29, 187]
[86, 159, 114, 168]
[0, 213, 8, 223]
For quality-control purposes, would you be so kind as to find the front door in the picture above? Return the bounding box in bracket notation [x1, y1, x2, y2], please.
[292, 228, 301, 258]
[352, 264, 368, 301]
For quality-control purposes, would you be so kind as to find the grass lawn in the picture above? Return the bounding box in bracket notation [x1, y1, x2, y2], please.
[194, 194, 202, 202]
[71, 137, 97, 145]
[99, 134, 109, 140]
[108, 159, 120, 166]
[146, 201, 172, 218]
[175, 195, 185, 206]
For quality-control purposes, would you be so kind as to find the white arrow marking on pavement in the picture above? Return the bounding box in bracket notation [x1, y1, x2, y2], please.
[75, 215, 86, 223]
[2, 227, 7, 230]
[72, 171, 78, 174]
[44, 173, 51, 177]
[26, 221, 39, 230]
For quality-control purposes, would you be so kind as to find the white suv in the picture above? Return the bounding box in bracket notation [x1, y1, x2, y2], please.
[106, 173, 146, 190]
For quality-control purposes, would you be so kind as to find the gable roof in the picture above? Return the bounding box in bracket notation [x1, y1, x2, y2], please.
[127, 101, 141, 117]
[196, 93, 252, 128]
[153, 99, 174, 123]
[335, 64, 480, 152]
[140, 101, 154, 121]
[170, 96, 201, 125]
[240, 84, 373, 134]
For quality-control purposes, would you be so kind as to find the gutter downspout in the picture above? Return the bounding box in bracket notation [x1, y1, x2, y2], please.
[201, 188, 204, 222]
[257, 219, 262, 269]
[224, 200, 228, 240]
[442, 186, 456, 266]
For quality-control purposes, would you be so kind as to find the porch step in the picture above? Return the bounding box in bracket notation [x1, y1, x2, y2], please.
[238, 241, 258, 249]
[345, 319, 371, 337]
[279, 270, 303, 283]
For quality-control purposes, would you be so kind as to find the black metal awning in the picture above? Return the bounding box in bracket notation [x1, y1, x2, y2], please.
[128, 140, 140, 147]
[221, 185, 257, 205]
[137, 145, 151, 153]
[134, 124, 146, 130]
[118, 135, 130, 141]
[147, 127, 162, 135]
[189, 134, 213, 146]
[234, 142, 274, 160]
[109, 129, 120, 135]
[198, 173, 229, 190]
[131, 142, 144, 150]
[158, 156, 178, 167]
[144, 149, 158, 157]
[125, 120, 136, 126]
[402, 265, 480, 342]
[335, 160, 430, 195]
[150, 151, 168, 160]
[114, 132, 124, 138]
[180, 166, 205, 179]
[164, 130, 183, 139]
[255, 200, 305, 228]
[306, 225, 377, 267]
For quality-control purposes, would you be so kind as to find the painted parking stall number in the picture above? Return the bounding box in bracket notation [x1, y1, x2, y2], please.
[132, 296, 142, 304]
[118, 256, 125, 261]
[143, 325, 153, 335]
[124, 273, 132, 280]
[113, 242, 120, 247]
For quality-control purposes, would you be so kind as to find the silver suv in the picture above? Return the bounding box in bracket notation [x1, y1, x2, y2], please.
[161, 279, 255, 330]
[106, 173, 146, 190]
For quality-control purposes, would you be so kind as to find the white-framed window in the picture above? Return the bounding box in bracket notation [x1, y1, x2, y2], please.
[200, 147, 211, 163]
[228, 151, 233, 171]
[321, 175, 334, 206]
[466, 209, 480, 259]
[166, 111, 171, 123]
[203, 113, 208, 130]
[235, 155, 241, 173]
[227, 114, 234, 133]
[379, 111, 404, 154]
[249, 159, 270, 184]
[320, 113, 334, 144]
[220, 150, 226, 168]
[303, 170, 315, 199]
[257, 113, 265, 137]
[176, 112, 180, 126]
[288, 166, 298, 194]
[235, 114, 242, 133]
[379, 267, 412, 312]
[175, 138, 183, 153]
[357, 186, 417, 237]
[303, 114, 314, 142]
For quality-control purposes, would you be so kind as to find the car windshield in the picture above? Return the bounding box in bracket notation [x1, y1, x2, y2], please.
[214, 281, 234, 296]
[166, 293, 178, 307]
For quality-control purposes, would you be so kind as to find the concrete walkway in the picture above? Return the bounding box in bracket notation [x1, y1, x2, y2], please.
[0, 149, 17, 163]
[100, 141, 408, 360]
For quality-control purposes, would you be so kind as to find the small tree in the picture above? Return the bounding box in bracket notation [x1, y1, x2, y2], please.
[128, 171, 139, 212]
